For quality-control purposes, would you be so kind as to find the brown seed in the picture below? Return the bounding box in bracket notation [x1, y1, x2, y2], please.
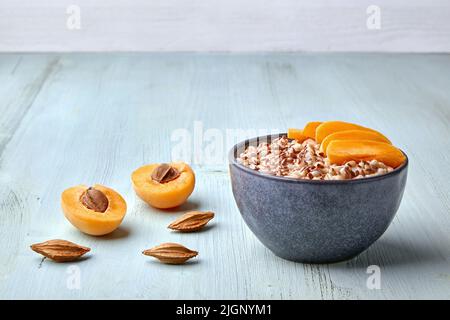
[81, 187, 109, 212]
[30, 239, 91, 262]
[168, 211, 215, 232]
[151, 163, 180, 183]
[142, 243, 198, 265]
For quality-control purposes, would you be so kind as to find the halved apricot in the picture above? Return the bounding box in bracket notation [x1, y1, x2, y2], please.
[321, 130, 392, 155]
[315, 121, 387, 143]
[303, 121, 322, 139]
[61, 184, 127, 236]
[131, 162, 195, 209]
[326, 140, 406, 168]
[287, 128, 307, 141]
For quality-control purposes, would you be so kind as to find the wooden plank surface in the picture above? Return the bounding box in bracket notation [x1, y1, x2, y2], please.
[0, 53, 449, 299]
[1, 1, 450, 52]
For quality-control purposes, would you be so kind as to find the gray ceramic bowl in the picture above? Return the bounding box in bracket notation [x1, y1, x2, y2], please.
[229, 133, 408, 264]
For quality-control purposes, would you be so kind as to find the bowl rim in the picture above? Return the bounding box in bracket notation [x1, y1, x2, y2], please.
[228, 133, 408, 185]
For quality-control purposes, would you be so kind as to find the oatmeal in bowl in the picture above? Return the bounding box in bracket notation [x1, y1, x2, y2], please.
[229, 121, 408, 263]
[237, 120, 406, 182]
[238, 136, 394, 181]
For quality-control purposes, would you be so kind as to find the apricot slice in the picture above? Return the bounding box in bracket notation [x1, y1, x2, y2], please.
[131, 162, 195, 209]
[321, 130, 392, 155]
[61, 184, 127, 236]
[302, 121, 322, 139]
[287, 128, 307, 142]
[326, 140, 406, 168]
[315, 121, 387, 143]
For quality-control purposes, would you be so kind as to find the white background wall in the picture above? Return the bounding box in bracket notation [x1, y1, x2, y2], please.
[1, 0, 450, 52]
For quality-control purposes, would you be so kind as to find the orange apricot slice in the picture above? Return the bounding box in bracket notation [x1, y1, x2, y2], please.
[321, 129, 392, 155]
[131, 162, 195, 209]
[315, 121, 387, 143]
[287, 128, 307, 141]
[326, 140, 406, 168]
[61, 184, 127, 236]
[302, 121, 322, 139]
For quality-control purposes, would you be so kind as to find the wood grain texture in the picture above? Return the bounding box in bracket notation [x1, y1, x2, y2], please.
[1, 1, 450, 52]
[0, 53, 449, 299]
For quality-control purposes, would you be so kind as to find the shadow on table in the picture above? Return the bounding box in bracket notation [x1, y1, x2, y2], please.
[337, 235, 449, 269]
[145, 259, 200, 267]
[97, 226, 131, 240]
[153, 200, 201, 214]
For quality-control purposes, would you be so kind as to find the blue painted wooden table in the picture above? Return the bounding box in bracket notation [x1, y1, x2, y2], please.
[0, 53, 449, 299]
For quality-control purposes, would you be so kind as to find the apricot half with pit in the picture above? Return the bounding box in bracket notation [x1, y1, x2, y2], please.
[131, 162, 195, 209]
[61, 184, 127, 236]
